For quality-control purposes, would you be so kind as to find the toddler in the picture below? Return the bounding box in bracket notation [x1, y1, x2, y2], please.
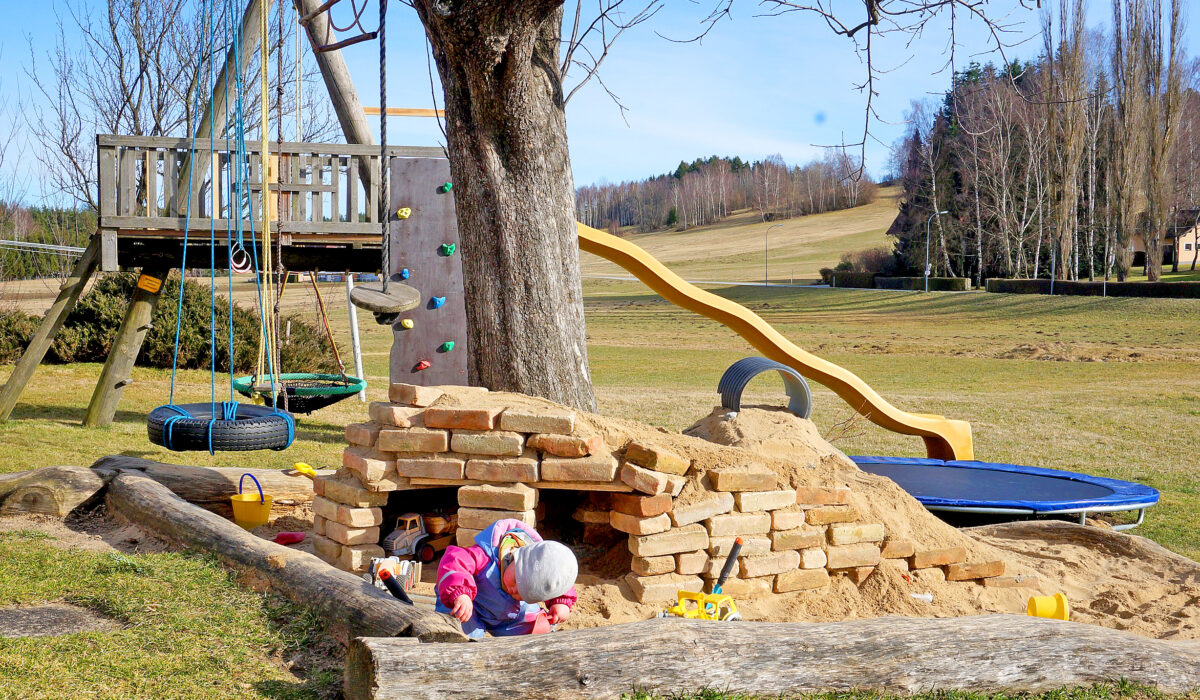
[436, 518, 578, 638]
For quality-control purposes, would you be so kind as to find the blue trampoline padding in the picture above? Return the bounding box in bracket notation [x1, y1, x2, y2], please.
[849, 456, 1160, 513]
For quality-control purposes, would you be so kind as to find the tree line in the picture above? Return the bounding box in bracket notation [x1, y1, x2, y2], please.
[889, 0, 1195, 283]
[575, 152, 878, 234]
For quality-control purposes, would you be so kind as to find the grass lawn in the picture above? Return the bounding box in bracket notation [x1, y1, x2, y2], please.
[0, 529, 338, 699]
[2, 190, 1199, 697]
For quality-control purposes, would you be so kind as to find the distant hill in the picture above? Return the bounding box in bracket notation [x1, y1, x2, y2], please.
[580, 186, 900, 284]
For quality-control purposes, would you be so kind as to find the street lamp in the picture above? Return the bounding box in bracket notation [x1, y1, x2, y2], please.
[765, 223, 783, 287]
[925, 210, 949, 292]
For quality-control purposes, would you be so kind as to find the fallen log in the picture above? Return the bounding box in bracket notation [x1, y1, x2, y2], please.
[106, 472, 465, 644]
[0, 466, 108, 516]
[92, 455, 333, 515]
[345, 615, 1200, 699]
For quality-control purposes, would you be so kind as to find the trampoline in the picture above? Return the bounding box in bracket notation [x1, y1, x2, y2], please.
[850, 456, 1160, 531]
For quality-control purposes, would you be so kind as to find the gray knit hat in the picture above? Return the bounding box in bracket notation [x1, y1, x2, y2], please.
[511, 540, 578, 603]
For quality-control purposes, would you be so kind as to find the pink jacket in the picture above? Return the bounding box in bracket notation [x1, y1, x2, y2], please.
[436, 519, 578, 609]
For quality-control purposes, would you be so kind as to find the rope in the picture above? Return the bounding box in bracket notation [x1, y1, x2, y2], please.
[309, 271, 347, 375]
[379, 0, 389, 293]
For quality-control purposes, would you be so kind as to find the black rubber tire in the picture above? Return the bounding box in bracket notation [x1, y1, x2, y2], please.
[147, 403, 294, 452]
[416, 537, 436, 563]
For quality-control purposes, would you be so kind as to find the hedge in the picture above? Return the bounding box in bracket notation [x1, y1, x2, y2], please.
[0, 273, 342, 372]
[874, 276, 971, 291]
[830, 273, 971, 291]
[985, 278, 1200, 299]
[830, 272, 876, 289]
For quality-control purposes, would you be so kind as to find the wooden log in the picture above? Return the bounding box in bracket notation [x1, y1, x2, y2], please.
[0, 235, 101, 421]
[0, 466, 109, 516]
[82, 263, 171, 427]
[90, 455, 332, 515]
[106, 472, 465, 643]
[344, 616, 1200, 699]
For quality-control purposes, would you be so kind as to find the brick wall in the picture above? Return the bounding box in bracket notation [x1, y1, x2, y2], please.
[312, 384, 1010, 600]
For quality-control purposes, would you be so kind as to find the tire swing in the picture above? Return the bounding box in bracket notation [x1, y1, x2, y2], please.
[147, 0, 293, 453]
[233, 271, 367, 414]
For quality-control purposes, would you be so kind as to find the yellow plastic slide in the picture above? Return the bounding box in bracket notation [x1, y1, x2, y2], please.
[576, 222, 974, 460]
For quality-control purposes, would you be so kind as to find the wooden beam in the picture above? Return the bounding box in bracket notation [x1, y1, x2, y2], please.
[363, 107, 445, 118]
[294, 0, 376, 195]
[106, 472, 467, 644]
[90, 455, 333, 515]
[175, 0, 270, 213]
[0, 235, 102, 421]
[0, 466, 108, 516]
[345, 616, 1200, 699]
[82, 263, 172, 427]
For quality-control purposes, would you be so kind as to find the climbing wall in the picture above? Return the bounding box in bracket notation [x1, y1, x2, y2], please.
[387, 157, 469, 387]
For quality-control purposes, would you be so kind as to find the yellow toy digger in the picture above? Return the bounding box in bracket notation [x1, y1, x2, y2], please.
[660, 537, 744, 621]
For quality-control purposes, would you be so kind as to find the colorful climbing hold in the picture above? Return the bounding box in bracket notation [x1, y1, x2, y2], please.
[396, 207, 412, 220]
[400, 268, 410, 280]
[431, 296, 446, 309]
[415, 360, 432, 371]
[440, 341, 455, 352]
[400, 319, 414, 329]
[439, 242, 456, 256]
[438, 182, 453, 194]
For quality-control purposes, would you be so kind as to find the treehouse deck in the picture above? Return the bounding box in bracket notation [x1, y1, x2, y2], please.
[97, 134, 443, 272]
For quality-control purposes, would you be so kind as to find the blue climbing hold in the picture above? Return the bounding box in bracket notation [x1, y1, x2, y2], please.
[399, 268, 410, 280]
[431, 296, 446, 309]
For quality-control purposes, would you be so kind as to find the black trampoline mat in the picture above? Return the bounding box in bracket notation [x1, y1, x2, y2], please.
[855, 461, 1114, 505]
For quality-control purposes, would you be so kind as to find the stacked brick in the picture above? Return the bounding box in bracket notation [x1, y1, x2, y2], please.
[317, 383, 1012, 595]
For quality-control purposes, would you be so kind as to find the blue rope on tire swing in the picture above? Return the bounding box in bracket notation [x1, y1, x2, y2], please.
[146, 0, 294, 454]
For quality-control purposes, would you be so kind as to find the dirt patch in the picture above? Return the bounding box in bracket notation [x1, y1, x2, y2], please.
[0, 603, 121, 638]
[972, 521, 1200, 640]
[560, 405, 1200, 641]
[0, 509, 170, 554]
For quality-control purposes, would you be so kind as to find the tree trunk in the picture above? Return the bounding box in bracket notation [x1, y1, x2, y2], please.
[412, 0, 596, 412]
[0, 466, 108, 516]
[90, 455, 332, 516]
[345, 615, 1200, 700]
[106, 472, 466, 644]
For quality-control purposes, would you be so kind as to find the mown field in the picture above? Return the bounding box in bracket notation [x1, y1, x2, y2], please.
[1, 190, 1198, 698]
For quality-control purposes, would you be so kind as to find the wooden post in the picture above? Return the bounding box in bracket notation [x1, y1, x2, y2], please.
[344, 271, 366, 401]
[82, 264, 172, 428]
[0, 235, 102, 422]
[294, 0, 376, 194]
[173, 0, 270, 213]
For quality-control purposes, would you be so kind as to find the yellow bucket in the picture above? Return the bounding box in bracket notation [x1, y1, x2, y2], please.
[1027, 593, 1070, 621]
[231, 473, 272, 530]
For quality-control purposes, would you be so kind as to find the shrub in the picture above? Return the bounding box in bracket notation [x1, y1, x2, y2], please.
[818, 268, 834, 285]
[830, 271, 877, 289]
[837, 246, 898, 275]
[0, 311, 39, 364]
[2, 273, 342, 374]
[985, 278, 1200, 298]
[874, 276, 971, 291]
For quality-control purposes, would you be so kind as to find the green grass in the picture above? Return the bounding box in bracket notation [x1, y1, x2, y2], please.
[0, 530, 339, 699]
[2, 189, 1200, 696]
[622, 683, 1187, 699]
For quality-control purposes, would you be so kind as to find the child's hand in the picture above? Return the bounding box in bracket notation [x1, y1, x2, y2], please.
[450, 594, 473, 623]
[546, 603, 570, 624]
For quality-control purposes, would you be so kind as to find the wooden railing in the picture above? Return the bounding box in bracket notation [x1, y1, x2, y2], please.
[97, 134, 443, 242]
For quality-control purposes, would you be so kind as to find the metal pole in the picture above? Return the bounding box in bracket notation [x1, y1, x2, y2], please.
[765, 223, 782, 287]
[925, 210, 948, 292]
[345, 271, 366, 401]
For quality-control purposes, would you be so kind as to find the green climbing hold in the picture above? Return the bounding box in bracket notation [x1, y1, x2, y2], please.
[440, 341, 455, 352]
[440, 242, 456, 256]
[438, 182, 453, 194]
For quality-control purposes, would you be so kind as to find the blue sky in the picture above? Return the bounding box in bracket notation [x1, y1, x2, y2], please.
[0, 0, 1193, 195]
